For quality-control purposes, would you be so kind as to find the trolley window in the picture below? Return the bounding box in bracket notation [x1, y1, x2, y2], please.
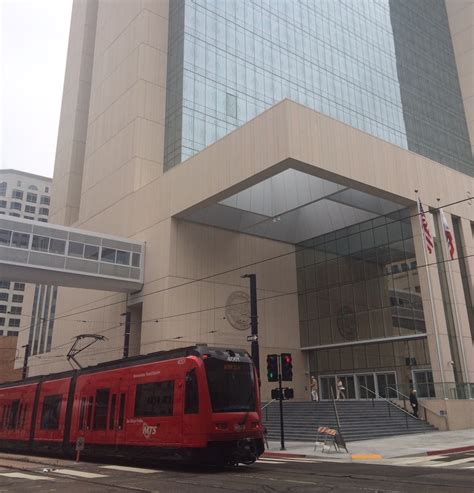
[109, 394, 116, 430]
[7, 400, 20, 429]
[205, 359, 255, 412]
[86, 396, 93, 430]
[40, 395, 62, 430]
[78, 398, 86, 430]
[134, 380, 174, 417]
[93, 388, 110, 430]
[118, 393, 125, 430]
[184, 369, 199, 414]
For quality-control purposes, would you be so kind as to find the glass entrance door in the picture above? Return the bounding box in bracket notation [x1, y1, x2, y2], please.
[320, 376, 336, 400]
[376, 373, 397, 398]
[356, 374, 376, 399]
[337, 375, 356, 399]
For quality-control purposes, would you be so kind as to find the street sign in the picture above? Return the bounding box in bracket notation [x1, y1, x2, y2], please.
[247, 334, 258, 342]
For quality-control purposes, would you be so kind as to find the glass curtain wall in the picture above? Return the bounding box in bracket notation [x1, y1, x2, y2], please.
[297, 209, 432, 389]
[164, 0, 473, 175]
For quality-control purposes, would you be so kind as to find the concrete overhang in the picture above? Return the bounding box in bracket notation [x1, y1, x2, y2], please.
[164, 99, 472, 244]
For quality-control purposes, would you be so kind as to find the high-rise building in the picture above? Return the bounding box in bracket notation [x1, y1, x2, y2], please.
[16, 0, 474, 427]
[0, 169, 53, 337]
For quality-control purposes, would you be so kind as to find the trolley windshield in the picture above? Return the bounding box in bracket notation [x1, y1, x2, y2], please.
[204, 359, 256, 412]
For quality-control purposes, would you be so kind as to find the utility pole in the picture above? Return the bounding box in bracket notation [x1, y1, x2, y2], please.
[121, 312, 131, 358]
[241, 273, 259, 379]
[22, 344, 29, 379]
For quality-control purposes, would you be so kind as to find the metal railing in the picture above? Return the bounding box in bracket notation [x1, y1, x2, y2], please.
[360, 385, 419, 429]
[261, 399, 276, 420]
[385, 382, 474, 400]
[385, 386, 448, 423]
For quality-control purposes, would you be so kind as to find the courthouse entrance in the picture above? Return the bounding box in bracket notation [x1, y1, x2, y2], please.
[319, 372, 397, 400]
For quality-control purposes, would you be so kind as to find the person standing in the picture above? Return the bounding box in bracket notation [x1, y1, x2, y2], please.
[336, 378, 346, 400]
[310, 376, 319, 401]
[409, 389, 419, 418]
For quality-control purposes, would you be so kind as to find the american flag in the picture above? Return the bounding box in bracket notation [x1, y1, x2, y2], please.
[440, 208, 455, 260]
[417, 198, 434, 254]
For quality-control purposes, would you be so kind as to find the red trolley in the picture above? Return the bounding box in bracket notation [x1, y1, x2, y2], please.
[0, 345, 264, 465]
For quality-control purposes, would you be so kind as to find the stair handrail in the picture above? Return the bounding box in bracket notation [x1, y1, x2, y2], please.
[385, 386, 447, 423]
[261, 399, 276, 411]
[359, 385, 420, 422]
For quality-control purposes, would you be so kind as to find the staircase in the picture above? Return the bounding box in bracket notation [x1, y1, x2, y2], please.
[262, 400, 437, 442]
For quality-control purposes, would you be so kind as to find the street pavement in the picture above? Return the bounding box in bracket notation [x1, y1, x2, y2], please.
[0, 449, 473, 492]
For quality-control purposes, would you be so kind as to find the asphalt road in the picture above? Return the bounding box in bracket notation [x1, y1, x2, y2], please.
[0, 454, 473, 492]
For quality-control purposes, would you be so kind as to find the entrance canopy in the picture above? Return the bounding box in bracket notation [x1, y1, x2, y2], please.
[177, 168, 405, 244]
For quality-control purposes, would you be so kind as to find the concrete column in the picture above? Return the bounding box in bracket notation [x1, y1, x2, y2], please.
[410, 206, 455, 392]
[438, 211, 474, 383]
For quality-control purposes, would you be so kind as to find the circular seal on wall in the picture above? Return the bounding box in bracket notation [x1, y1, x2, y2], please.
[225, 291, 251, 331]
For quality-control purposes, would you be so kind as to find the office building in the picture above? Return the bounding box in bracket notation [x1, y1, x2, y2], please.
[0, 169, 53, 338]
[15, 0, 474, 428]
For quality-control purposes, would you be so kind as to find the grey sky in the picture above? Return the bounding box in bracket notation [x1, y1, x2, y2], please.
[1, 0, 72, 178]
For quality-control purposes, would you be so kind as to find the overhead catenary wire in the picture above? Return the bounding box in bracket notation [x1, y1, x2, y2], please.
[14, 249, 474, 373]
[9, 193, 473, 338]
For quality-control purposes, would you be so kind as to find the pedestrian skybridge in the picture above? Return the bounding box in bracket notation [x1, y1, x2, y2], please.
[0, 216, 144, 292]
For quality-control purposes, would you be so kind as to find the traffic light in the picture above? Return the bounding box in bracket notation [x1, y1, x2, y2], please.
[281, 353, 293, 381]
[283, 388, 294, 400]
[266, 354, 278, 382]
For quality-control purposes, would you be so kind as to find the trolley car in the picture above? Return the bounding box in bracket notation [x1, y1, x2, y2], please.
[0, 345, 264, 465]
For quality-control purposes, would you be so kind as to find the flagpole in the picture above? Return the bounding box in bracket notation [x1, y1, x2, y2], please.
[416, 194, 446, 398]
[438, 207, 470, 393]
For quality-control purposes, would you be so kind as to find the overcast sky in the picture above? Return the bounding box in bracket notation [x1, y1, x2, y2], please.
[1, 0, 72, 178]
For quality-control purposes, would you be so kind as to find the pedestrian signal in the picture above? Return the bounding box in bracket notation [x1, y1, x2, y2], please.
[281, 353, 293, 381]
[266, 354, 278, 382]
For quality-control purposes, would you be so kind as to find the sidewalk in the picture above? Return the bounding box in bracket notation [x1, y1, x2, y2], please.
[266, 429, 474, 461]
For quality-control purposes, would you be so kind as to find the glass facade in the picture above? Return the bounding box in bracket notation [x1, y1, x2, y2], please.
[164, 0, 473, 175]
[296, 209, 431, 380]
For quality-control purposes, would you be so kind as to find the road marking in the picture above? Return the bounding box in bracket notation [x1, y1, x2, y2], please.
[391, 455, 446, 465]
[257, 459, 289, 464]
[0, 472, 52, 481]
[100, 465, 159, 474]
[52, 468, 107, 479]
[427, 458, 474, 467]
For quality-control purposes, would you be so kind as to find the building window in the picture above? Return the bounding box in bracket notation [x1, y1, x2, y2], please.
[0, 229, 11, 246]
[45, 186, 49, 193]
[16, 180, 21, 187]
[0, 201, 6, 208]
[49, 239, 66, 255]
[24, 216, 34, 220]
[28, 185, 38, 191]
[0, 294, 8, 302]
[101, 248, 116, 263]
[0, 318, 5, 326]
[40, 196, 50, 205]
[11, 232, 30, 249]
[9, 212, 20, 217]
[132, 253, 141, 267]
[0, 305, 6, 313]
[26, 193, 37, 203]
[32, 235, 49, 251]
[0, 182, 7, 196]
[39, 208, 49, 216]
[38, 218, 48, 223]
[0, 281, 10, 289]
[9, 306, 22, 315]
[8, 319, 20, 327]
[25, 205, 35, 213]
[14, 283, 25, 291]
[12, 294, 23, 303]
[7, 331, 17, 336]
[11, 190, 23, 200]
[10, 202, 21, 211]
[85, 244, 99, 260]
[40, 394, 62, 430]
[116, 250, 130, 265]
[134, 381, 174, 417]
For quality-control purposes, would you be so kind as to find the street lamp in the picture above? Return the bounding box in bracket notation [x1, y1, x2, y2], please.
[240, 273, 260, 379]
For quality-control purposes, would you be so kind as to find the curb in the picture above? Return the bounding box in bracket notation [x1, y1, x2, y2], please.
[426, 445, 474, 456]
[262, 451, 307, 459]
